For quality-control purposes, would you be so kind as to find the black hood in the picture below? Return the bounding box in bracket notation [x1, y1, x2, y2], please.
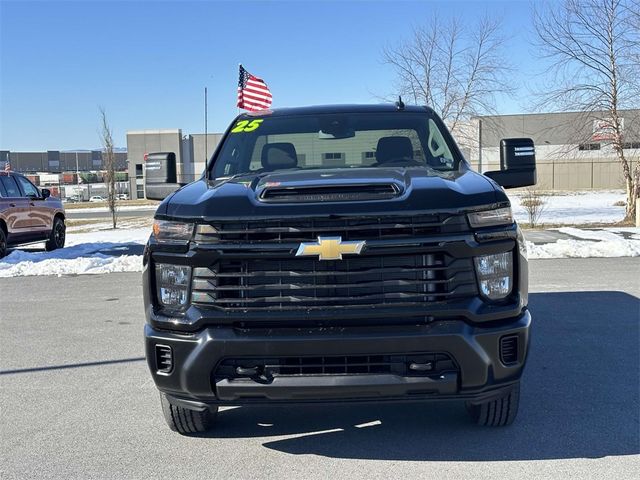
[158, 167, 507, 220]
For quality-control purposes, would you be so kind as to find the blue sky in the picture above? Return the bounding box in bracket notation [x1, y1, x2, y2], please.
[0, 0, 540, 150]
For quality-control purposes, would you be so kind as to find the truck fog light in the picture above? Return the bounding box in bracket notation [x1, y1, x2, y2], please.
[155, 264, 192, 310]
[474, 252, 513, 300]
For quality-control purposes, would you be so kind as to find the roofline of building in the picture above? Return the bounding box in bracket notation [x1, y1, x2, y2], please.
[471, 109, 640, 120]
[126, 128, 182, 135]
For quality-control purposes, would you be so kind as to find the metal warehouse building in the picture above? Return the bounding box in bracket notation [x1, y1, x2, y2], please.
[0, 150, 128, 173]
[467, 110, 639, 190]
[125, 109, 639, 199]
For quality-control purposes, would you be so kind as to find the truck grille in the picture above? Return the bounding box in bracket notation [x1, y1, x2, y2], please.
[191, 253, 477, 311]
[214, 353, 457, 379]
[194, 213, 468, 244]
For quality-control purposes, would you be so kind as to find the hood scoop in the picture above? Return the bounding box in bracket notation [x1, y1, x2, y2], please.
[259, 183, 401, 203]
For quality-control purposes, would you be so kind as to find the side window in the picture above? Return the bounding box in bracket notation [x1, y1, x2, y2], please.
[15, 176, 40, 197]
[0, 176, 21, 197]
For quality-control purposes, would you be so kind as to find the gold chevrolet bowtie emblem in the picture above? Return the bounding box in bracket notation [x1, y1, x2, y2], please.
[295, 236, 366, 261]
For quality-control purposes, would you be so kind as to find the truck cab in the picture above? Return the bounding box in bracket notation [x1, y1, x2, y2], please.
[142, 104, 536, 434]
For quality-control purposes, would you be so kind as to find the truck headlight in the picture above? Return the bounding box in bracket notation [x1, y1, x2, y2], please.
[474, 252, 513, 300]
[152, 220, 194, 244]
[468, 207, 513, 228]
[155, 264, 192, 311]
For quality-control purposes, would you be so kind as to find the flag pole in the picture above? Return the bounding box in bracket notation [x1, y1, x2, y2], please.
[237, 63, 242, 115]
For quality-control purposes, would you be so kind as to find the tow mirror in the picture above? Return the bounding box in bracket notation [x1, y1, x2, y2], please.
[484, 138, 537, 189]
[144, 152, 184, 200]
[41, 189, 51, 199]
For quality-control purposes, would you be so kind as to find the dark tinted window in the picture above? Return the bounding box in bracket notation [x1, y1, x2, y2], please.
[211, 112, 460, 179]
[15, 175, 39, 197]
[0, 176, 21, 197]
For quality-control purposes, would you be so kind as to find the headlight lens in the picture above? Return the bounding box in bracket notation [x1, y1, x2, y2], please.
[474, 252, 513, 300]
[155, 264, 192, 311]
[152, 220, 194, 244]
[468, 207, 513, 228]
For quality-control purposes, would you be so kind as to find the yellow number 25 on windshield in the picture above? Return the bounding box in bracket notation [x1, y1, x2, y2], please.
[231, 119, 263, 133]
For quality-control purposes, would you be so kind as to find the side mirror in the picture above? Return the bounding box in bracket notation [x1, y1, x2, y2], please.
[41, 189, 51, 199]
[484, 138, 537, 189]
[144, 152, 184, 200]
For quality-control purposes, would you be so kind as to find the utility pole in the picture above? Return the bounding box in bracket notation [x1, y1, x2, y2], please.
[204, 87, 208, 166]
[75, 151, 81, 199]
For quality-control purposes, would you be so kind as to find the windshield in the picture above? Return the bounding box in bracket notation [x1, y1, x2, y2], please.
[210, 111, 462, 179]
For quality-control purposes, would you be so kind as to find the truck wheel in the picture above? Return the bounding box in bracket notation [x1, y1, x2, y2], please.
[45, 217, 66, 251]
[0, 228, 6, 259]
[466, 382, 520, 427]
[160, 393, 217, 434]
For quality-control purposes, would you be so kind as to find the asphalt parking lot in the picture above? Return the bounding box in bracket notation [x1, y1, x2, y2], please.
[1, 258, 639, 479]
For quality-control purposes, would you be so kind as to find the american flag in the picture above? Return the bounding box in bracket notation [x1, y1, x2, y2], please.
[237, 65, 272, 111]
[3, 160, 9, 172]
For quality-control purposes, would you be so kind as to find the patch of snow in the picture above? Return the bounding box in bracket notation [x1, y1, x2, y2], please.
[66, 204, 158, 213]
[65, 227, 151, 246]
[0, 227, 150, 278]
[556, 227, 625, 242]
[527, 227, 640, 259]
[0, 255, 142, 277]
[509, 190, 626, 225]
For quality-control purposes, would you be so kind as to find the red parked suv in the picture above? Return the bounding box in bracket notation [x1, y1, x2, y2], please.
[0, 171, 66, 258]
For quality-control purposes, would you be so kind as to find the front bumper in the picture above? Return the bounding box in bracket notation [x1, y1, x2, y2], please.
[145, 309, 531, 408]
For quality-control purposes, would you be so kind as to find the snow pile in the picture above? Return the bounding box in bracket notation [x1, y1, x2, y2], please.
[526, 227, 640, 259]
[66, 204, 158, 213]
[0, 228, 150, 278]
[509, 190, 626, 225]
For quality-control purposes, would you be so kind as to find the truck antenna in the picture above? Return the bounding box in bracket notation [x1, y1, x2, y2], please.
[395, 95, 405, 110]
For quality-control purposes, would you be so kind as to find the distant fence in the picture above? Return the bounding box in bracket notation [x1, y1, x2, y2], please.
[469, 158, 636, 190]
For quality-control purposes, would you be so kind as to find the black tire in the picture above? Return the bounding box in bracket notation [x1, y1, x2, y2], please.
[45, 217, 66, 252]
[0, 227, 7, 259]
[466, 382, 520, 427]
[160, 393, 217, 434]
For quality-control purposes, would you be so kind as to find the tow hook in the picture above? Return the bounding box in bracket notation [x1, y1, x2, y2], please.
[235, 366, 274, 384]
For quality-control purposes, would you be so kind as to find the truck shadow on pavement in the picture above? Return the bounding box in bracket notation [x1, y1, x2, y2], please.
[207, 291, 640, 461]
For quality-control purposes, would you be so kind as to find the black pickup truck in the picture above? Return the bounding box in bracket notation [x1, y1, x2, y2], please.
[142, 104, 535, 434]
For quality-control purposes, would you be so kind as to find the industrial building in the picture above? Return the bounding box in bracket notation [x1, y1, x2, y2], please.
[126, 130, 221, 199]
[0, 150, 127, 173]
[467, 110, 639, 190]
[0, 149, 130, 200]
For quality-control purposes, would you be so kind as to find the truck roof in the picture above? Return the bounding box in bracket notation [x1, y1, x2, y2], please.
[239, 103, 435, 118]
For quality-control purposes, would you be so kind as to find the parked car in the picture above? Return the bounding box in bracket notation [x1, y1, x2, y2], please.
[64, 195, 80, 203]
[117, 194, 129, 201]
[89, 196, 106, 203]
[142, 103, 536, 434]
[0, 171, 66, 258]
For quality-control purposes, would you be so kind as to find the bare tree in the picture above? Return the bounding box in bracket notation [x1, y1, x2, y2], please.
[99, 107, 117, 229]
[521, 187, 548, 228]
[533, 0, 640, 222]
[382, 15, 513, 147]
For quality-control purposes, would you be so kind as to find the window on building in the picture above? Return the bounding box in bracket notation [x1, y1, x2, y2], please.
[361, 151, 376, 165]
[578, 143, 601, 151]
[135, 164, 144, 178]
[322, 152, 345, 168]
[622, 142, 640, 149]
[136, 184, 145, 199]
